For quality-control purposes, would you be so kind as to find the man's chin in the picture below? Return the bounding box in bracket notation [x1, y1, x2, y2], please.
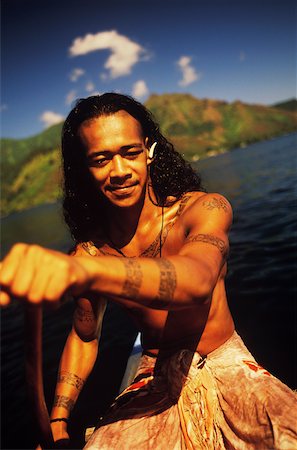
[103, 184, 145, 207]
[107, 197, 141, 209]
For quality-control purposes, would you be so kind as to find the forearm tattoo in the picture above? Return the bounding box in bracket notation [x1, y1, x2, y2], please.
[53, 395, 75, 411]
[185, 233, 227, 256]
[121, 259, 143, 299]
[154, 259, 177, 305]
[202, 197, 228, 212]
[58, 371, 85, 391]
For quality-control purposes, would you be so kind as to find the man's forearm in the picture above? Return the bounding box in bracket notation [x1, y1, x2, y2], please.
[51, 328, 98, 420]
[79, 254, 216, 310]
[0, 241, 222, 308]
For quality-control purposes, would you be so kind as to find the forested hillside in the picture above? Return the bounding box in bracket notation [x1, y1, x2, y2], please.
[1, 94, 296, 216]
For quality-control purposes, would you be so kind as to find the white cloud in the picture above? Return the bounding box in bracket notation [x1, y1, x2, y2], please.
[39, 111, 64, 128]
[69, 68, 85, 82]
[69, 30, 148, 78]
[85, 81, 95, 92]
[65, 90, 77, 106]
[177, 56, 201, 87]
[132, 80, 149, 99]
[0, 104, 8, 112]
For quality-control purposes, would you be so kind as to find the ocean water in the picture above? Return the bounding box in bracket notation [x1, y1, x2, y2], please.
[1, 132, 296, 449]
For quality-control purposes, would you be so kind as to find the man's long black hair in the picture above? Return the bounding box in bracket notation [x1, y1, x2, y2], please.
[62, 92, 204, 242]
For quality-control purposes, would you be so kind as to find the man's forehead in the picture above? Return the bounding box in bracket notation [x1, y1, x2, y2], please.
[81, 110, 142, 130]
[79, 111, 145, 150]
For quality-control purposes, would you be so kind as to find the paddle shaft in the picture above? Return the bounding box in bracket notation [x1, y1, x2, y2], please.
[25, 304, 54, 449]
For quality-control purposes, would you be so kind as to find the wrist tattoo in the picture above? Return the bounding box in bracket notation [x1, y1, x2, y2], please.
[58, 371, 85, 391]
[154, 259, 177, 306]
[203, 197, 228, 212]
[53, 395, 75, 411]
[185, 233, 227, 255]
[121, 259, 143, 299]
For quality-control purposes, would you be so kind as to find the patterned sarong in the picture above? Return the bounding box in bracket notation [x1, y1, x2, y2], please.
[84, 332, 297, 449]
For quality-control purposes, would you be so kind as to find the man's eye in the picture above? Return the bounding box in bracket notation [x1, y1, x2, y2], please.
[126, 150, 143, 158]
[93, 158, 108, 166]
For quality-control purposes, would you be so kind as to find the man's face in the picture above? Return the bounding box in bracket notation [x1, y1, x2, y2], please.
[79, 110, 151, 208]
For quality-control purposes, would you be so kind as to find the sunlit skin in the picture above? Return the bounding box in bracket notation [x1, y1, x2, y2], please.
[79, 111, 152, 210]
[0, 110, 235, 444]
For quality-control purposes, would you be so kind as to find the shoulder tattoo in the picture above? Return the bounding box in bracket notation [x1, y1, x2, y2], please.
[185, 233, 227, 256]
[121, 259, 143, 299]
[74, 305, 96, 323]
[154, 259, 177, 307]
[202, 197, 228, 213]
[58, 371, 85, 391]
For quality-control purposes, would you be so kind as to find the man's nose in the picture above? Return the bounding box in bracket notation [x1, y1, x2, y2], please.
[110, 155, 131, 180]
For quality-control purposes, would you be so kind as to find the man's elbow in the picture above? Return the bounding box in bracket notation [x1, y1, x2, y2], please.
[181, 271, 215, 307]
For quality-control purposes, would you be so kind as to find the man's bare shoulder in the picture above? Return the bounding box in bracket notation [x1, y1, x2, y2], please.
[182, 192, 233, 231]
[190, 192, 232, 213]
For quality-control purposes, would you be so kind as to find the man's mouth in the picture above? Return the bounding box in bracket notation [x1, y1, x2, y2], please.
[107, 183, 138, 195]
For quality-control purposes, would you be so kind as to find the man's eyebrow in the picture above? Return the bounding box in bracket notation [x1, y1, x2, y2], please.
[120, 143, 143, 150]
[87, 150, 110, 159]
[87, 143, 143, 159]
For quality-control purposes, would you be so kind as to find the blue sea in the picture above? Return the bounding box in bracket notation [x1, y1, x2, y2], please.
[1, 132, 296, 449]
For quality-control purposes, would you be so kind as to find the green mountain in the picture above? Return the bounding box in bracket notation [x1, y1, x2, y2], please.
[146, 94, 297, 157]
[1, 94, 297, 216]
[1, 122, 63, 216]
[271, 98, 297, 112]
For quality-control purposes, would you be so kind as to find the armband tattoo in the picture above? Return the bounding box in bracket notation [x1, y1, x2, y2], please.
[121, 259, 143, 299]
[58, 371, 85, 391]
[53, 395, 75, 411]
[185, 233, 227, 255]
[154, 259, 177, 306]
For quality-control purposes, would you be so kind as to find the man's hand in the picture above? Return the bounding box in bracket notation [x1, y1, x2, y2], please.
[51, 421, 70, 449]
[0, 243, 91, 306]
[35, 422, 70, 449]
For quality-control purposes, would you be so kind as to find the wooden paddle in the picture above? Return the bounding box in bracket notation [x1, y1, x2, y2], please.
[25, 303, 54, 449]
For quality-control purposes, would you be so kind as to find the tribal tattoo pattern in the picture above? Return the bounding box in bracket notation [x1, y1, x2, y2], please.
[74, 305, 96, 323]
[82, 195, 192, 259]
[185, 234, 227, 256]
[53, 395, 75, 411]
[202, 197, 228, 213]
[154, 259, 177, 307]
[121, 259, 143, 299]
[58, 371, 85, 391]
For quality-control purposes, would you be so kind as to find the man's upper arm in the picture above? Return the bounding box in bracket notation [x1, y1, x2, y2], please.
[179, 193, 233, 273]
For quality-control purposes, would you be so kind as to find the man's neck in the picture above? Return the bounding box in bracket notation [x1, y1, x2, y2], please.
[105, 184, 161, 248]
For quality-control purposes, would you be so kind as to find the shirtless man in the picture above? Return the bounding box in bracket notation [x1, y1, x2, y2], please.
[0, 93, 296, 449]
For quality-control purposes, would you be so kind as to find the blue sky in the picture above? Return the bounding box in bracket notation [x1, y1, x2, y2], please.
[1, 0, 296, 138]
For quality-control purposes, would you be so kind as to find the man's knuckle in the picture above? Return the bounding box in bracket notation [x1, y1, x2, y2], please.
[12, 242, 27, 253]
[27, 244, 42, 256]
